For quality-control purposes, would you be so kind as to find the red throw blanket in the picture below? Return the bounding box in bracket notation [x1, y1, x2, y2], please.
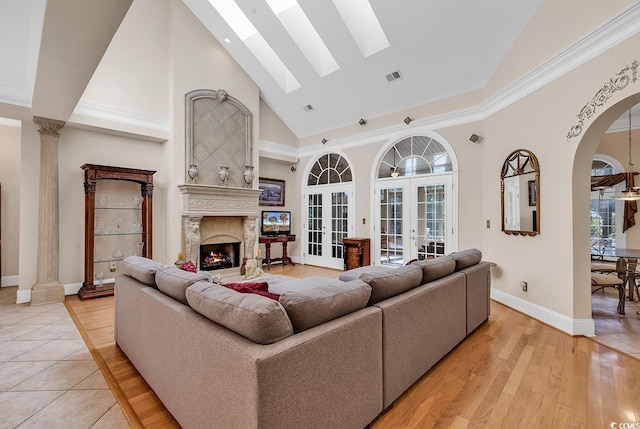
[221, 282, 280, 301]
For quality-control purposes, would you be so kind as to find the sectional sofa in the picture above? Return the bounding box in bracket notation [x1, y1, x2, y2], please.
[114, 249, 491, 429]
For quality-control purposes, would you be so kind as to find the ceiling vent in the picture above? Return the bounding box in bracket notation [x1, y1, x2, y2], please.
[385, 70, 402, 82]
[303, 104, 314, 112]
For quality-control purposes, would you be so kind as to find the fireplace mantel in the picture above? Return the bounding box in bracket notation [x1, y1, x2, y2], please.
[178, 184, 263, 217]
[178, 184, 263, 267]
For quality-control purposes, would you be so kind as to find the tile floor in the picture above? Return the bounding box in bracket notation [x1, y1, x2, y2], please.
[592, 285, 640, 359]
[0, 286, 130, 429]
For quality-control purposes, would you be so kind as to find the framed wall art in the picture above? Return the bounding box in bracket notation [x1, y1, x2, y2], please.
[258, 177, 285, 206]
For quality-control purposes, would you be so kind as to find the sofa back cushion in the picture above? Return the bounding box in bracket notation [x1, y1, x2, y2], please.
[155, 267, 211, 305]
[279, 279, 371, 331]
[359, 264, 423, 305]
[121, 256, 165, 286]
[412, 257, 456, 284]
[449, 248, 482, 271]
[186, 281, 293, 344]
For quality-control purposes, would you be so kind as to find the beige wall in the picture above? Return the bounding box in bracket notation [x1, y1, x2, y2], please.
[257, 158, 301, 260]
[259, 98, 298, 147]
[0, 124, 21, 283]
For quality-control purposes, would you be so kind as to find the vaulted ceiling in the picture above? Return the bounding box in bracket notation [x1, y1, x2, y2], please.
[182, 0, 543, 137]
[1, 0, 637, 137]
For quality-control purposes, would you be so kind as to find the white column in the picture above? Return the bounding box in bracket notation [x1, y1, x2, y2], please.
[31, 116, 65, 305]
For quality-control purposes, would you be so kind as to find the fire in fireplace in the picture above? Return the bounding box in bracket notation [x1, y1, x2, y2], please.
[200, 242, 240, 271]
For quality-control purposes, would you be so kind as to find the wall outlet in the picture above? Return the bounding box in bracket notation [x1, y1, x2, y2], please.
[486, 219, 490, 228]
[109, 261, 117, 272]
[520, 281, 528, 292]
[362, 218, 366, 225]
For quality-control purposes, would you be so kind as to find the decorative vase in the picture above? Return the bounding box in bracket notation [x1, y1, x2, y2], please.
[95, 271, 105, 286]
[188, 164, 199, 183]
[219, 166, 230, 185]
[243, 165, 255, 187]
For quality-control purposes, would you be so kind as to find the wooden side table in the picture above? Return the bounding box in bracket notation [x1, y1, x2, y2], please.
[343, 237, 370, 270]
[259, 235, 296, 270]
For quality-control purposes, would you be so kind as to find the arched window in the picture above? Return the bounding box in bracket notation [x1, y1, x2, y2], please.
[307, 153, 352, 186]
[377, 136, 452, 179]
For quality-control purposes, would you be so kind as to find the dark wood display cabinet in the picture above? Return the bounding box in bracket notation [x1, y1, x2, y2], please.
[343, 237, 370, 271]
[79, 164, 155, 300]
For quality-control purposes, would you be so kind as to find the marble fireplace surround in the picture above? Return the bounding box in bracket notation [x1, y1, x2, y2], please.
[178, 184, 263, 268]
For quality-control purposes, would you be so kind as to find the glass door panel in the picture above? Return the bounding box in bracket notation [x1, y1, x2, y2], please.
[304, 187, 353, 269]
[377, 182, 409, 266]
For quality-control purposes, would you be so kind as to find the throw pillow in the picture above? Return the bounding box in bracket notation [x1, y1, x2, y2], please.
[186, 281, 293, 344]
[155, 266, 211, 305]
[279, 279, 371, 331]
[222, 282, 280, 300]
[178, 260, 197, 273]
[359, 264, 423, 305]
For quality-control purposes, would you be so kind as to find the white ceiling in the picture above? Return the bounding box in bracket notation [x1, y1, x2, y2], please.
[183, 0, 544, 138]
[2, 0, 637, 136]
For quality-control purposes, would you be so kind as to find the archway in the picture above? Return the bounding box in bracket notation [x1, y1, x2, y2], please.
[572, 93, 640, 332]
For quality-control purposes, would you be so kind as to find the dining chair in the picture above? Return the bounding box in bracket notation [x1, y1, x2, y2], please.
[591, 260, 616, 274]
[591, 257, 626, 315]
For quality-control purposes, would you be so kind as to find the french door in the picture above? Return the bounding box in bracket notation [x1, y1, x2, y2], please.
[304, 185, 354, 269]
[374, 175, 453, 266]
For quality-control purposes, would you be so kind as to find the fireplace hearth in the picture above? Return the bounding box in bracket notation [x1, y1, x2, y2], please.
[200, 242, 240, 271]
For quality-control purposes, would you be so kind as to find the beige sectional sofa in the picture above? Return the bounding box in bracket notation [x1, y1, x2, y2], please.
[114, 249, 490, 429]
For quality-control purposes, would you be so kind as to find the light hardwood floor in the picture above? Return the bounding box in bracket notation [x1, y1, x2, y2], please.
[65, 265, 640, 428]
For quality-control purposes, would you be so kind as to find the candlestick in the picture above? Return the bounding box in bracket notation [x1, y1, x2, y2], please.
[257, 248, 262, 257]
[178, 252, 183, 261]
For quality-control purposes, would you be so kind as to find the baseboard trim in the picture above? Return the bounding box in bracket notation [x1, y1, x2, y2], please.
[1, 275, 19, 287]
[12, 281, 86, 304]
[491, 288, 595, 337]
[16, 289, 30, 304]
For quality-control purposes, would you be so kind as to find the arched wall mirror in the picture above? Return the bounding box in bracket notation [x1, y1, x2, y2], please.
[501, 149, 540, 236]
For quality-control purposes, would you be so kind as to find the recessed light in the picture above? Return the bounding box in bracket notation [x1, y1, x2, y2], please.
[224, 37, 232, 44]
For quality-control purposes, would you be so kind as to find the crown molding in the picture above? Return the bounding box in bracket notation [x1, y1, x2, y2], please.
[0, 117, 21, 127]
[297, 3, 640, 158]
[259, 139, 299, 163]
[71, 99, 170, 134]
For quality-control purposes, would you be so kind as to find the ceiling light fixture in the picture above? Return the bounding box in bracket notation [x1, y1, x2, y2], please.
[404, 116, 412, 125]
[322, 138, 327, 144]
[359, 118, 366, 126]
[224, 37, 232, 44]
[613, 109, 640, 200]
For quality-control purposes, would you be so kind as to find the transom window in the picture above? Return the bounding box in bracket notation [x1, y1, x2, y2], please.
[377, 136, 452, 178]
[307, 153, 352, 186]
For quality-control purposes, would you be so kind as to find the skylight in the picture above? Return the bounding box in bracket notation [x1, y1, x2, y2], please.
[265, 0, 339, 78]
[332, 0, 389, 57]
[208, 0, 301, 93]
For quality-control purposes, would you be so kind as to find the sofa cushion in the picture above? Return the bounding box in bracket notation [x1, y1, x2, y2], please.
[186, 281, 293, 344]
[359, 264, 423, 305]
[155, 267, 211, 305]
[338, 265, 392, 282]
[269, 276, 340, 295]
[279, 279, 371, 331]
[412, 257, 456, 284]
[121, 256, 165, 286]
[449, 248, 482, 271]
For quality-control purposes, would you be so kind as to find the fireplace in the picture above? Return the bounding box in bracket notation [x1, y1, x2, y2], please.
[178, 184, 263, 270]
[200, 242, 240, 271]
